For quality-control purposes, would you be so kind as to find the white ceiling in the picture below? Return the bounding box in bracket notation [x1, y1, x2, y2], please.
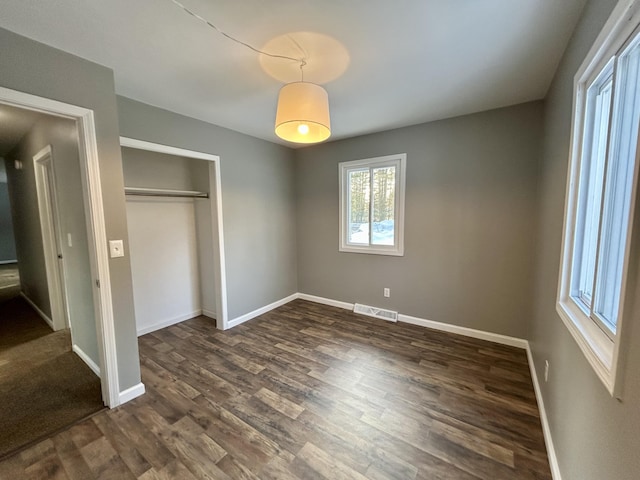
[0, 0, 587, 147]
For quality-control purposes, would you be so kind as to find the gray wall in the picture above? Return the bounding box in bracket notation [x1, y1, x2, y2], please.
[0, 27, 140, 392]
[121, 147, 206, 190]
[296, 102, 543, 338]
[5, 116, 98, 364]
[0, 160, 17, 262]
[5, 137, 51, 315]
[530, 0, 640, 478]
[117, 97, 297, 320]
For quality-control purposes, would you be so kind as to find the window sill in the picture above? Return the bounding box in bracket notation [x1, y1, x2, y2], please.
[339, 245, 404, 256]
[556, 298, 616, 395]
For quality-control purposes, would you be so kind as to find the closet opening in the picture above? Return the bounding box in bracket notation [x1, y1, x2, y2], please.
[119, 138, 227, 336]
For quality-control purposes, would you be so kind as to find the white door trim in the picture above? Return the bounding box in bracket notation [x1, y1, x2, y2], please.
[0, 86, 120, 407]
[119, 137, 229, 330]
[32, 145, 69, 331]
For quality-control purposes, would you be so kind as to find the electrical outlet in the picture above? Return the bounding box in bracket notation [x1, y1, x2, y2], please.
[383, 288, 390, 298]
[544, 360, 550, 382]
[67, 233, 73, 247]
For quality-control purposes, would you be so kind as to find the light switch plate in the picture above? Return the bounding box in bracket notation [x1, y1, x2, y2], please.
[109, 239, 125, 258]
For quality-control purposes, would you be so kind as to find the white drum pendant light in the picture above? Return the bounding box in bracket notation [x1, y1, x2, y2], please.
[275, 82, 331, 144]
[169, 0, 332, 145]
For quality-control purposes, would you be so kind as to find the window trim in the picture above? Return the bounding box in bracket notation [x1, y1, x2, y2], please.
[557, 0, 640, 397]
[339, 153, 406, 256]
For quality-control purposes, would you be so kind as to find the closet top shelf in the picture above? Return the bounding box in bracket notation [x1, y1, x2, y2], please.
[124, 187, 209, 199]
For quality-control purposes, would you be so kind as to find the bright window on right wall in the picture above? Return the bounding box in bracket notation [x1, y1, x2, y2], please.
[558, 0, 640, 396]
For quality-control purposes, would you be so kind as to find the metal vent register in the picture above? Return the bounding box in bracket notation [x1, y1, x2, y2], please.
[353, 303, 398, 322]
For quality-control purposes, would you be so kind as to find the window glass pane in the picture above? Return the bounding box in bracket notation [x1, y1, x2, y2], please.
[572, 73, 613, 309]
[594, 39, 640, 332]
[340, 154, 405, 255]
[348, 169, 370, 244]
[371, 166, 396, 245]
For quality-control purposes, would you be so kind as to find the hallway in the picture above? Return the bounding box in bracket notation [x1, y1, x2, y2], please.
[0, 282, 104, 459]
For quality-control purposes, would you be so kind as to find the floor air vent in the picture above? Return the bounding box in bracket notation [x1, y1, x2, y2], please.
[353, 303, 398, 322]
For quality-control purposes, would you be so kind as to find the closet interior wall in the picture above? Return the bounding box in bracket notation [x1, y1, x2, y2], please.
[121, 147, 216, 336]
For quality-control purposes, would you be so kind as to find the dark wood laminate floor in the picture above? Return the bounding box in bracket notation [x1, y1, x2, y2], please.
[0, 299, 552, 479]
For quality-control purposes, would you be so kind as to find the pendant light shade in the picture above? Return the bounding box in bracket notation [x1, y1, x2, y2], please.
[275, 82, 331, 144]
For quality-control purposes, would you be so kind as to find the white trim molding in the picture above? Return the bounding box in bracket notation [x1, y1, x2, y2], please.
[137, 310, 203, 336]
[398, 313, 529, 349]
[33, 145, 68, 332]
[209, 159, 228, 331]
[72, 344, 101, 377]
[20, 292, 53, 329]
[202, 309, 217, 319]
[226, 292, 530, 351]
[78, 110, 120, 407]
[121, 137, 217, 162]
[297, 293, 355, 311]
[526, 346, 562, 480]
[118, 382, 146, 405]
[295, 292, 528, 349]
[224, 292, 533, 353]
[0, 260, 18, 265]
[227, 293, 299, 328]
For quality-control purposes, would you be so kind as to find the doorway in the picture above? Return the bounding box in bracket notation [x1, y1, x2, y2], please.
[0, 103, 106, 457]
[0, 86, 119, 407]
[32, 145, 69, 332]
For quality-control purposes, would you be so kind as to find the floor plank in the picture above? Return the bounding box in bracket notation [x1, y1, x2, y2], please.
[0, 299, 552, 479]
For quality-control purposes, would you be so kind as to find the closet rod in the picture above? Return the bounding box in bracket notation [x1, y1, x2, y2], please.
[124, 187, 209, 199]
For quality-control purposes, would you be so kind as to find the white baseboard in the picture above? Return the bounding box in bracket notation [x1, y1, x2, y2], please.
[20, 292, 53, 329]
[297, 293, 355, 311]
[202, 308, 217, 319]
[296, 293, 528, 349]
[137, 309, 202, 336]
[526, 345, 562, 480]
[72, 344, 101, 376]
[118, 382, 146, 405]
[0, 259, 17, 265]
[398, 313, 529, 349]
[227, 293, 299, 329]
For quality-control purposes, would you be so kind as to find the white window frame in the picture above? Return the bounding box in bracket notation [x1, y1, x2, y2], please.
[339, 153, 406, 256]
[557, 0, 640, 396]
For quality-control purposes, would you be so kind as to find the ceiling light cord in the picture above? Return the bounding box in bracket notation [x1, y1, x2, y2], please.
[170, 0, 330, 144]
[170, 0, 307, 70]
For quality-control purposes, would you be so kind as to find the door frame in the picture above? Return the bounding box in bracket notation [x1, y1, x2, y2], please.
[0, 86, 120, 407]
[32, 145, 70, 331]
[119, 137, 229, 329]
